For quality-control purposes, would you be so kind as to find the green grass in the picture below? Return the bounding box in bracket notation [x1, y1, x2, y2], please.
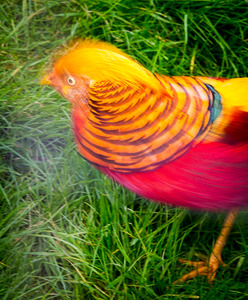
[1, 0, 248, 299]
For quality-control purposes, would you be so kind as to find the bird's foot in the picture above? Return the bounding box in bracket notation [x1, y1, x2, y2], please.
[173, 252, 227, 284]
[173, 210, 237, 285]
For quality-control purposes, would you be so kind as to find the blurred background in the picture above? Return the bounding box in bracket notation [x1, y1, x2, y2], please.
[1, 1, 248, 299]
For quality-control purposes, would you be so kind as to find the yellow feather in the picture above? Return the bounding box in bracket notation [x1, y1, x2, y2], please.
[213, 78, 248, 112]
[54, 39, 161, 91]
[195, 76, 248, 140]
[197, 77, 248, 112]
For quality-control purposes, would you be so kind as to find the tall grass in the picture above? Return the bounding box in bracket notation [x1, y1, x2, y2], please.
[1, 0, 248, 299]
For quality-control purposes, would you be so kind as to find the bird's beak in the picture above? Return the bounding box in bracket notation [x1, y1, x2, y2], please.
[40, 74, 52, 85]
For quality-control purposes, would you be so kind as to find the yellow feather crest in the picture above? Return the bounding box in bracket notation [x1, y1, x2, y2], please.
[54, 39, 161, 90]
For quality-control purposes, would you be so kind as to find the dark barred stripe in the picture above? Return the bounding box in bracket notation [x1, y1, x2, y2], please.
[89, 93, 133, 109]
[94, 119, 155, 135]
[90, 99, 172, 128]
[85, 127, 140, 146]
[85, 115, 179, 147]
[91, 85, 133, 101]
[90, 93, 173, 127]
[177, 83, 192, 114]
[76, 132, 144, 168]
[92, 81, 112, 88]
[91, 99, 171, 133]
[148, 143, 193, 169]
[110, 143, 193, 173]
[167, 82, 179, 108]
[90, 90, 152, 118]
[189, 83, 203, 112]
[177, 78, 212, 134]
[77, 127, 152, 157]
[134, 121, 189, 159]
[91, 90, 138, 106]
[93, 83, 124, 93]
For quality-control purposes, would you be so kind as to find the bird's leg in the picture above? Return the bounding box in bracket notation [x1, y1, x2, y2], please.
[174, 208, 239, 284]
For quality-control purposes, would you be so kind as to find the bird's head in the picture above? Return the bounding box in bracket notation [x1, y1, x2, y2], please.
[41, 64, 91, 107]
[41, 39, 161, 106]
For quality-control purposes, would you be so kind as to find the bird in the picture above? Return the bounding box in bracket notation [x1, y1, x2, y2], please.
[41, 39, 248, 283]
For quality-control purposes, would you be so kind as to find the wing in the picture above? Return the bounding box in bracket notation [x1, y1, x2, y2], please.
[72, 76, 218, 173]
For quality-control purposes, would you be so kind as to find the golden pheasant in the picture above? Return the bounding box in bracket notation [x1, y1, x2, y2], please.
[41, 39, 248, 283]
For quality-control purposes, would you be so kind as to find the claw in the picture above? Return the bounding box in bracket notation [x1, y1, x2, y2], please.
[173, 209, 238, 284]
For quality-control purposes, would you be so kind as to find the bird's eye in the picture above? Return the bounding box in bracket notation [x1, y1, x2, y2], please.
[67, 76, 76, 86]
